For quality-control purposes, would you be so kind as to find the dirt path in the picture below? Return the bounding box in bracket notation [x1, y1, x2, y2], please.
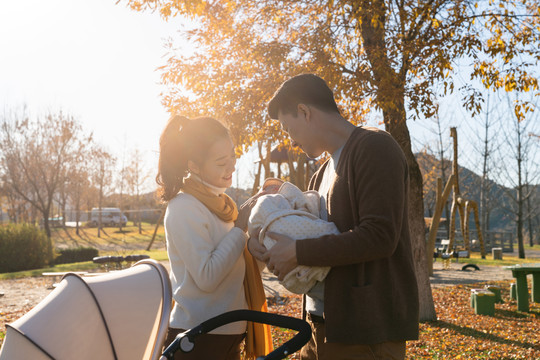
[0, 265, 291, 328]
[0, 262, 520, 317]
[430, 261, 515, 287]
[1, 256, 537, 347]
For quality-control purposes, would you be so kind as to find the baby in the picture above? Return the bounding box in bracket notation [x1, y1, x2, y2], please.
[248, 178, 339, 294]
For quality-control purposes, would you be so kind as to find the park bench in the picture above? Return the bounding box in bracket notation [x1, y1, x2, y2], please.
[433, 239, 470, 269]
[92, 254, 150, 271]
[42, 255, 151, 288]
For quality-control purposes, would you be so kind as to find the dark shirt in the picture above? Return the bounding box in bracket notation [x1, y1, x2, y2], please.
[296, 126, 420, 344]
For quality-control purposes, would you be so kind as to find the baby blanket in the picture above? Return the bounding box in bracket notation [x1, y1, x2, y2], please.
[248, 181, 339, 294]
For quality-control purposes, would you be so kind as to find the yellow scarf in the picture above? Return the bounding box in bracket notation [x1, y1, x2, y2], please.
[243, 248, 274, 358]
[182, 177, 238, 222]
[181, 177, 273, 358]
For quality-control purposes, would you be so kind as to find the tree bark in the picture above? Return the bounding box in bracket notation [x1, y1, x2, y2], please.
[526, 185, 533, 247]
[517, 185, 525, 258]
[517, 131, 525, 259]
[75, 193, 81, 236]
[356, 0, 436, 320]
[251, 142, 264, 195]
[263, 141, 272, 180]
[384, 104, 437, 321]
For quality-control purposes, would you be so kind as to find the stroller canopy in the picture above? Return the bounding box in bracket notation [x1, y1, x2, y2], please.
[0, 259, 171, 360]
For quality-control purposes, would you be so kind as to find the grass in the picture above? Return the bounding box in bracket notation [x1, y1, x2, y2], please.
[456, 252, 540, 267]
[50, 221, 166, 251]
[3, 224, 539, 279]
[0, 221, 170, 280]
[0, 249, 169, 280]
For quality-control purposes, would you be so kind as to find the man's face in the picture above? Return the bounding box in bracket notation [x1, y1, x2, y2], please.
[278, 108, 322, 158]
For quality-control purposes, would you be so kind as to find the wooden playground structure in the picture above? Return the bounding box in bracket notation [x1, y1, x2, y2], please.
[426, 127, 486, 274]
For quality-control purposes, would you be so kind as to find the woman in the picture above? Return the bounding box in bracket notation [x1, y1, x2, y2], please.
[157, 115, 272, 359]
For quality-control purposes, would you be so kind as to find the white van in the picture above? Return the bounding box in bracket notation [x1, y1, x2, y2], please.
[89, 208, 128, 227]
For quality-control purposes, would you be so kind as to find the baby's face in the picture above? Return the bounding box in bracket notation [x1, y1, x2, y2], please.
[262, 184, 281, 194]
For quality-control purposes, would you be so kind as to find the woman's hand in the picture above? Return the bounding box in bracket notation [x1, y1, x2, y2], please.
[234, 192, 267, 232]
[247, 228, 267, 261]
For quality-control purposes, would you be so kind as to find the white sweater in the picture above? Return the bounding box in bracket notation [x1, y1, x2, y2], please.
[165, 189, 248, 334]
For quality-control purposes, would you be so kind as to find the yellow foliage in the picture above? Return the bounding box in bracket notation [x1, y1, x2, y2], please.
[121, 0, 539, 166]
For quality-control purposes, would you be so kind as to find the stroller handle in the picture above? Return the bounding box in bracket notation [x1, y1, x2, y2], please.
[161, 310, 311, 360]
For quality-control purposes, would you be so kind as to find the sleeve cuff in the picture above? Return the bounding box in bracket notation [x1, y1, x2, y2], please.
[231, 226, 249, 241]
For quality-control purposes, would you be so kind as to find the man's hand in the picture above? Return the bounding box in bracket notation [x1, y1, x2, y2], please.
[247, 228, 267, 262]
[263, 232, 298, 281]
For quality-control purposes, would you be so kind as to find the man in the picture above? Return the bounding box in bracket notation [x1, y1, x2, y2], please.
[249, 74, 419, 359]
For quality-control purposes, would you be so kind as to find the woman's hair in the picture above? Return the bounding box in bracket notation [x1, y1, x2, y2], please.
[156, 115, 231, 202]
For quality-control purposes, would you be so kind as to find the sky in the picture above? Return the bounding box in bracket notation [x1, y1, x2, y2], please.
[1, 0, 535, 194]
[0, 0, 267, 191]
[0, 0, 195, 189]
[0, 0, 393, 191]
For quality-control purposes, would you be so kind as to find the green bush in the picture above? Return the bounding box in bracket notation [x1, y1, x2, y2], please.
[0, 223, 53, 273]
[55, 247, 99, 264]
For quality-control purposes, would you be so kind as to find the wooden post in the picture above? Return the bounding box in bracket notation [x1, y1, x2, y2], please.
[427, 175, 454, 275]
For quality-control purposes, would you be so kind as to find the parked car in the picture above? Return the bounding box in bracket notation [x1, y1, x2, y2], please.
[88, 208, 128, 227]
[39, 216, 63, 228]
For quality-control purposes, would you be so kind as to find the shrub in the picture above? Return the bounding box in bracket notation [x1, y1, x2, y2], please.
[54, 247, 99, 264]
[0, 223, 53, 273]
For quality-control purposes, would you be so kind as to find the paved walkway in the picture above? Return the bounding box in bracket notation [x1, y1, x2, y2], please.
[508, 247, 540, 258]
[263, 248, 540, 295]
[430, 261, 514, 287]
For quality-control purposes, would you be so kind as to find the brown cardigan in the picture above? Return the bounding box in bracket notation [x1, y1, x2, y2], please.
[296, 126, 419, 344]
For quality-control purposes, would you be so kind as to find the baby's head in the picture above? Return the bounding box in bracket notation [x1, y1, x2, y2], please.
[260, 178, 284, 194]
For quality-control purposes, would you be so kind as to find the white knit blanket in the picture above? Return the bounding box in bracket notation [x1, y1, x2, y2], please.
[248, 182, 339, 294]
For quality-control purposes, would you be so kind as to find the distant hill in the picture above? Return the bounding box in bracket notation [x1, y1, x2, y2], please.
[415, 152, 538, 232]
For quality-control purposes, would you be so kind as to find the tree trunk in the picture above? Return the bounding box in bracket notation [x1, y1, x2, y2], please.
[252, 161, 262, 196]
[516, 132, 525, 258]
[525, 184, 533, 247]
[517, 186, 525, 258]
[60, 196, 66, 228]
[43, 216, 51, 238]
[266, 141, 273, 177]
[385, 108, 437, 321]
[251, 142, 264, 195]
[75, 190, 81, 236]
[287, 152, 297, 186]
[355, 0, 435, 321]
[137, 191, 142, 234]
[42, 217, 54, 265]
[98, 181, 103, 238]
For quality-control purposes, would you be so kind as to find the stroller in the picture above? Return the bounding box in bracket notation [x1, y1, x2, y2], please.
[0, 259, 310, 360]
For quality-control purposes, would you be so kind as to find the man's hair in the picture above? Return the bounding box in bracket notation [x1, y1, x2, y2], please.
[267, 74, 340, 119]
